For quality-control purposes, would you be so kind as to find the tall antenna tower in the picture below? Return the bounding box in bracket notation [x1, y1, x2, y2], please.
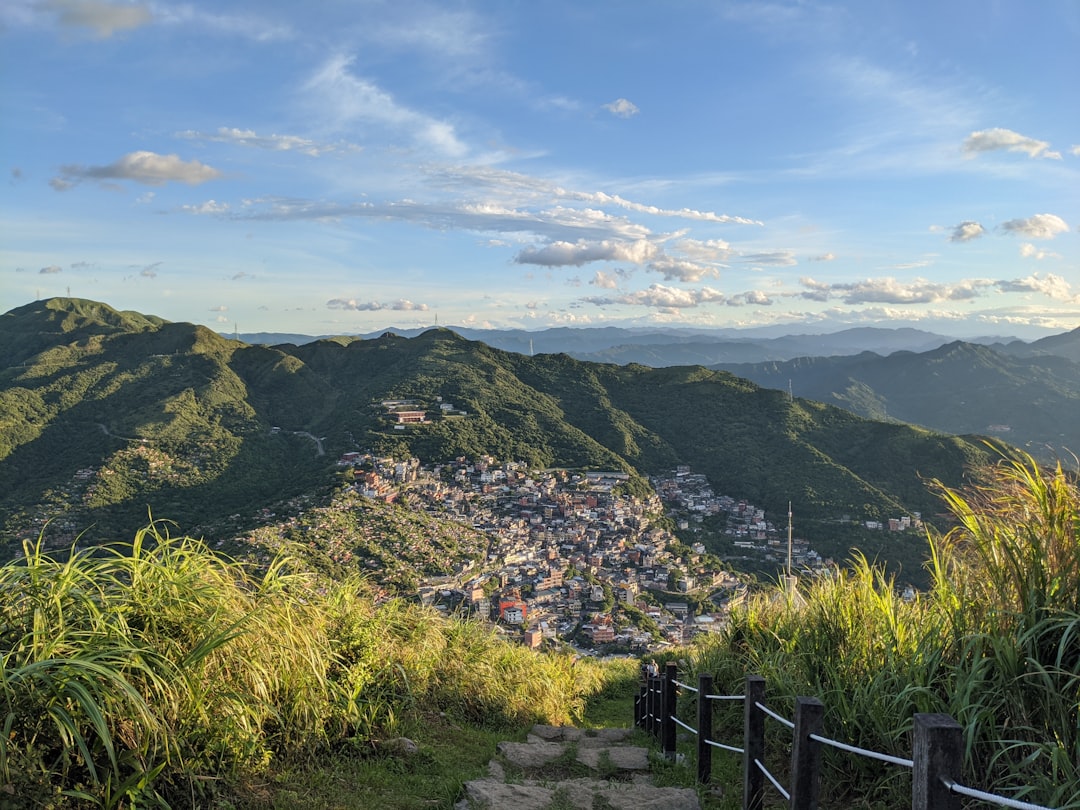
[530, 338, 534, 357]
[786, 502, 793, 577]
[788, 379, 793, 402]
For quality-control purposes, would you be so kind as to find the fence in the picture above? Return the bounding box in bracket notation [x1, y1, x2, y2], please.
[634, 662, 1059, 810]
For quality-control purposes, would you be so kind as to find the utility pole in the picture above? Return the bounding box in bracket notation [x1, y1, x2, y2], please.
[787, 501, 793, 577]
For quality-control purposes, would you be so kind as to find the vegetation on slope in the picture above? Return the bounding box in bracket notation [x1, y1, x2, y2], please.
[684, 452, 1080, 808]
[1, 297, 1013, 571]
[0, 523, 619, 807]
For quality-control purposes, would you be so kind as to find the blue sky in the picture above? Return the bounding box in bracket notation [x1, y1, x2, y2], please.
[2, 0, 1078, 339]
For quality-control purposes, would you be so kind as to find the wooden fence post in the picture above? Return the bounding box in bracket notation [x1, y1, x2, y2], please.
[744, 674, 766, 810]
[789, 697, 823, 810]
[662, 661, 678, 760]
[648, 675, 659, 736]
[697, 672, 713, 784]
[913, 713, 962, 810]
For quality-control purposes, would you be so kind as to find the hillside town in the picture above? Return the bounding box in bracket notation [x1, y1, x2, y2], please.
[333, 451, 922, 654]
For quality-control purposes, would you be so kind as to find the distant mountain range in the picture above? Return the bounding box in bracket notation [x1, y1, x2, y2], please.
[236, 324, 1027, 365]
[1, 298, 1016, 576]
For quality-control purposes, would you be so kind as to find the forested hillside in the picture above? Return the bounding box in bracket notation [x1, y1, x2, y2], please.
[715, 339, 1080, 459]
[1, 298, 1013, 556]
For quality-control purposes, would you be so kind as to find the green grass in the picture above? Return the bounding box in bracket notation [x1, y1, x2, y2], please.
[0, 523, 624, 808]
[683, 451, 1080, 809]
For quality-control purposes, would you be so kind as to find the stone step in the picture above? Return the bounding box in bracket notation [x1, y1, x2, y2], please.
[457, 776, 700, 809]
[455, 724, 701, 810]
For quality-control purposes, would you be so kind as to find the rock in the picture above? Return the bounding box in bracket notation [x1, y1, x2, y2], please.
[378, 737, 418, 755]
[496, 740, 565, 769]
[576, 745, 650, 771]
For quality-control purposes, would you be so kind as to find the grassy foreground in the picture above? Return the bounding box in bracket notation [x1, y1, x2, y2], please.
[0, 526, 630, 808]
[679, 452, 1080, 808]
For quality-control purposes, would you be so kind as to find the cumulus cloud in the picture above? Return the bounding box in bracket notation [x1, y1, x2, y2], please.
[209, 305, 228, 312]
[139, 262, 161, 278]
[176, 127, 359, 156]
[44, 0, 152, 37]
[583, 284, 726, 310]
[326, 298, 430, 311]
[1000, 213, 1069, 239]
[949, 221, 985, 242]
[590, 270, 620, 289]
[799, 273, 1076, 305]
[514, 239, 658, 267]
[53, 151, 221, 188]
[39, 265, 63, 274]
[647, 257, 719, 282]
[728, 290, 773, 306]
[798, 276, 994, 305]
[673, 238, 734, 263]
[807, 252, 836, 262]
[962, 128, 1061, 160]
[603, 98, 639, 118]
[1018, 243, 1061, 261]
[997, 272, 1075, 300]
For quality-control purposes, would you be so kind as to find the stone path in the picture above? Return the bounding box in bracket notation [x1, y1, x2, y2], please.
[455, 724, 701, 810]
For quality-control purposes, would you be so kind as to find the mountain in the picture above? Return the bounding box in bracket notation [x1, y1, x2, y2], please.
[715, 341, 1080, 460]
[998, 325, 1080, 364]
[2, 299, 1014, 564]
[236, 325, 1026, 365]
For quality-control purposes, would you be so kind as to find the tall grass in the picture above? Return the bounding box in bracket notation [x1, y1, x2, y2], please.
[0, 523, 617, 807]
[690, 452, 1080, 808]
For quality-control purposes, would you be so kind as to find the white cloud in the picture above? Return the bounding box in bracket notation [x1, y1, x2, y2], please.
[181, 200, 230, 215]
[152, 5, 291, 42]
[514, 239, 658, 267]
[39, 265, 63, 274]
[949, 221, 985, 242]
[304, 55, 467, 157]
[583, 284, 726, 310]
[738, 250, 797, 267]
[798, 276, 994, 305]
[998, 273, 1075, 300]
[962, 128, 1061, 160]
[54, 151, 221, 187]
[673, 238, 734, 263]
[647, 257, 719, 282]
[1018, 243, 1061, 261]
[1000, 213, 1069, 239]
[590, 271, 620, 289]
[568, 190, 761, 225]
[603, 98, 640, 118]
[807, 253, 836, 262]
[44, 0, 151, 37]
[176, 127, 359, 157]
[326, 298, 430, 312]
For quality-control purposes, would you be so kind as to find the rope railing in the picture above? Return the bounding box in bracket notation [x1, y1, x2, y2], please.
[634, 667, 1061, 810]
[948, 780, 1057, 810]
[808, 732, 914, 768]
[754, 700, 795, 730]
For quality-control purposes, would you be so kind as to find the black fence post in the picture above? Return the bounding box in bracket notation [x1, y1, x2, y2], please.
[662, 661, 678, 760]
[697, 672, 713, 784]
[790, 696, 823, 810]
[912, 713, 962, 810]
[744, 674, 766, 810]
[648, 675, 659, 736]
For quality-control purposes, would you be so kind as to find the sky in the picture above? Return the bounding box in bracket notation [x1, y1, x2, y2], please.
[2, 1, 1078, 340]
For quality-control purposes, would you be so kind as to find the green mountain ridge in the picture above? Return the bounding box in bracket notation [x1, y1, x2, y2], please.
[1, 298, 1014, 561]
[715, 339, 1080, 459]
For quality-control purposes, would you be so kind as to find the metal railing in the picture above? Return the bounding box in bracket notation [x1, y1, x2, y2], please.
[634, 664, 1061, 810]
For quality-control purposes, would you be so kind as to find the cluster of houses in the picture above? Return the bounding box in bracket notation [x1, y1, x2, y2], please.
[335, 452, 741, 652]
